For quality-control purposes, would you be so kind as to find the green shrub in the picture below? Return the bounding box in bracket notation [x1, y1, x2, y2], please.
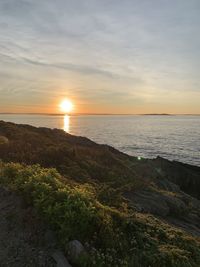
[0, 135, 8, 145]
[0, 162, 200, 267]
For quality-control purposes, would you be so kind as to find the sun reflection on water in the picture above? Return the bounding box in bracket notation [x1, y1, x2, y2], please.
[63, 115, 70, 132]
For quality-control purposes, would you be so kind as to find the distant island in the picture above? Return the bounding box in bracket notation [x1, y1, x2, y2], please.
[140, 113, 172, 116]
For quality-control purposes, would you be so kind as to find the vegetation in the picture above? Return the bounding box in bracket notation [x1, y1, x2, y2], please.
[0, 121, 144, 188]
[1, 121, 200, 266]
[0, 162, 200, 267]
[0, 135, 8, 145]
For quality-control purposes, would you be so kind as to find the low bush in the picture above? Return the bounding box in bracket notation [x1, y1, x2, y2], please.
[0, 162, 200, 267]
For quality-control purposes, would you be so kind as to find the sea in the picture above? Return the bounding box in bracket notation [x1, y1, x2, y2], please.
[0, 114, 199, 167]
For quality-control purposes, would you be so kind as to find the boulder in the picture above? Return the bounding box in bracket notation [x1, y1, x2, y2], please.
[67, 240, 86, 264]
[52, 250, 72, 267]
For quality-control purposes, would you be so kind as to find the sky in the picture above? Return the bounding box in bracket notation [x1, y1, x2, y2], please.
[0, 0, 200, 114]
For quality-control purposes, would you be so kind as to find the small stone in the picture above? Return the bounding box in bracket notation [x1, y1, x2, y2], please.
[52, 250, 72, 267]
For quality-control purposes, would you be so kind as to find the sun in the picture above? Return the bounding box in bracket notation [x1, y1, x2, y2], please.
[59, 100, 73, 113]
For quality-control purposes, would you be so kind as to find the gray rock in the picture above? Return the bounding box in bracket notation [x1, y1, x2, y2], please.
[52, 250, 72, 267]
[125, 189, 170, 217]
[67, 240, 86, 263]
[124, 184, 200, 237]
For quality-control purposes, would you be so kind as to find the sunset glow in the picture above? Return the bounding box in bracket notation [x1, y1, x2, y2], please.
[0, 1, 200, 115]
[59, 100, 73, 114]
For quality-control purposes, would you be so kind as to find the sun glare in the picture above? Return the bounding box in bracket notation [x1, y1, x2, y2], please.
[59, 100, 73, 114]
[64, 115, 70, 132]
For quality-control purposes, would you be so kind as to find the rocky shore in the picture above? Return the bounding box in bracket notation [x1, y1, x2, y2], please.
[0, 120, 200, 267]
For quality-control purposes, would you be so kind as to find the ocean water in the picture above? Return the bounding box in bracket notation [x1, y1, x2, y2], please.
[0, 114, 200, 167]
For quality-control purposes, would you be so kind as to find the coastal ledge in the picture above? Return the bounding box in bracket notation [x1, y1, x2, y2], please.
[0, 120, 200, 267]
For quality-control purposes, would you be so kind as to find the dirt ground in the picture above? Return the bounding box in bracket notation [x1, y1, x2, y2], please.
[0, 187, 56, 267]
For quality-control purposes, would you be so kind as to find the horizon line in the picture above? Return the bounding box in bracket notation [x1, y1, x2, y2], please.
[0, 112, 200, 116]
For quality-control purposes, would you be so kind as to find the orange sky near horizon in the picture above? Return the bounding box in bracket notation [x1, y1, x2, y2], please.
[0, 1, 200, 115]
[1, 98, 200, 115]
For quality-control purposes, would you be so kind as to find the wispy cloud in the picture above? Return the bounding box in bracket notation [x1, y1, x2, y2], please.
[0, 0, 200, 113]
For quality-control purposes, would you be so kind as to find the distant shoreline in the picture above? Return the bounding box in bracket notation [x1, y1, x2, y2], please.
[0, 113, 200, 116]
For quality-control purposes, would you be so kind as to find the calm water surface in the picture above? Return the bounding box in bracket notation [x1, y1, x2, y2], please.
[0, 114, 200, 166]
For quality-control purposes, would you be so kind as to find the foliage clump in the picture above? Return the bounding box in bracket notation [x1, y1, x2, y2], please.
[0, 135, 8, 145]
[0, 162, 200, 267]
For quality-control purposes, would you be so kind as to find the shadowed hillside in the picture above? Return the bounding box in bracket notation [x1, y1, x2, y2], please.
[0, 120, 200, 267]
